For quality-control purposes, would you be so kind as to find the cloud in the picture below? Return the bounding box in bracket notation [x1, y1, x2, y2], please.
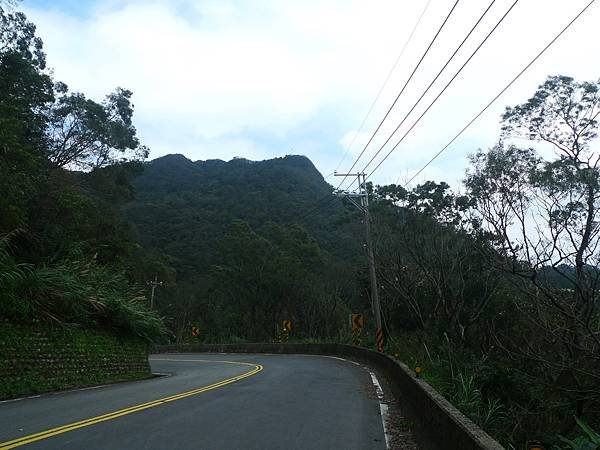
[23, 0, 600, 189]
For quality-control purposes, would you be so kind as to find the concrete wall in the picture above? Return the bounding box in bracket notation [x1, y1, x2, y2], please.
[153, 343, 504, 450]
[0, 323, 151, 399]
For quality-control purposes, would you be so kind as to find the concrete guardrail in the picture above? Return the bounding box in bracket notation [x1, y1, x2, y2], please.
[152, 343, 504, 450]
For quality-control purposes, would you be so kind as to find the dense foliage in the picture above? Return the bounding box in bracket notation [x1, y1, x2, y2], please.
[0, 6, 164, 340]
[369, 75, 600, 447]
[2, 5, 599, 448]
[124, 154, 364, 342]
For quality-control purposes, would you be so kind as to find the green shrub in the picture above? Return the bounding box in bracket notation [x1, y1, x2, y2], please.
[557, 418, 600, 450]
[0, 237, 167, 341]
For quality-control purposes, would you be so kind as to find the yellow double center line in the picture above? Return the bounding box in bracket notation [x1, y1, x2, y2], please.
[0, 359, 262, 449]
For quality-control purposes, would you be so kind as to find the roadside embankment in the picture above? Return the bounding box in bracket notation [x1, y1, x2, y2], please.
[0, 322, 151, 399]
[153, 343, 504, 450]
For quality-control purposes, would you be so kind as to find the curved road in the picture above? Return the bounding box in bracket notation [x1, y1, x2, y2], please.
[0, 353, 387, 449]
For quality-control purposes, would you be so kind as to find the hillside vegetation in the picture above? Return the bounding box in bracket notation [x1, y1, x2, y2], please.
[2, 5, 599, 448]
[0, 6, 164, 340]
[123, 154, 364, 342]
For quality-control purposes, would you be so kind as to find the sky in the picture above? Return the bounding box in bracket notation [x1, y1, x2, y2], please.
[20, 0, 600, 190]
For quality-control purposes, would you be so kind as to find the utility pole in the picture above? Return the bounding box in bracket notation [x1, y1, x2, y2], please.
[146, 275, 163, 310]
[334, 172, 384, 352]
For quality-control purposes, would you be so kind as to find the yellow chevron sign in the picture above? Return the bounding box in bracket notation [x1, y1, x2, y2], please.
[351, 314, 364, 331]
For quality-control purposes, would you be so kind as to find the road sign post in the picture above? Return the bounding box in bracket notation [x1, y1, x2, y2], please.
[351, 314, 364, 331]
[280, 320, 292, 342]
[351, 314, 364, 346]
[375, 327, 384, 353]
[282, 320, 292, 332]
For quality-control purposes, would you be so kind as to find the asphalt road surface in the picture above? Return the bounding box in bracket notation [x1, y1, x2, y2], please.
[0, 353, 387, 450]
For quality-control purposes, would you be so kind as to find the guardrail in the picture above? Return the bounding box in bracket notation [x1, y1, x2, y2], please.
[152, 343, 504, 450]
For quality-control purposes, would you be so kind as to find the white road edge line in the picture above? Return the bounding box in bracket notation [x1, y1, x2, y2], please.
[311, 355, 361, 365]
[370, 371, 391, 450]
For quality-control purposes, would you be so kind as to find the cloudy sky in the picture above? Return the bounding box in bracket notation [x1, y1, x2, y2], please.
[22, 0, 600, 190]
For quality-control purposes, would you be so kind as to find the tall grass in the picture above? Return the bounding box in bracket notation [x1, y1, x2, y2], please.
[0, 235, 167, 341]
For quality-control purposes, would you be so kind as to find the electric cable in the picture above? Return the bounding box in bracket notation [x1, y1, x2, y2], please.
[336, 0, 461, 191]
[295, 194, 339, 223]
[295, 170, 361, 224]
[363, 0, 521, 178]
[333, 0, 433, 176]
[401, 0, 597, 187]
[358, 0, 498, 177]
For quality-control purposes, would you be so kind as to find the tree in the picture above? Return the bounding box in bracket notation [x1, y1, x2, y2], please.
[371, 182, 498, 342]
[0, 7, 54, 231]
[502, 75, 599, 160]
[259, 222, 326, 337]
[210, 220, 276, 340]
[0, 5, 164, 341]
[466, 75, 600, 429]
[46, 88, 149, 169]
[0, 6, 45, 69]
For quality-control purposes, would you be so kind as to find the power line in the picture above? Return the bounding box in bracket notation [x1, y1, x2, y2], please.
[336, 0, 461, 191]
[403, 0, 597, 187]
[296, 168, 368, 224]
[295, 194, 339, 223]
[358, 0, 498, 176]
[295, 165, 362, 224]
[364, 0, 521, 179]
[295, 169, 364, 223]
[333, 0, 433, 176]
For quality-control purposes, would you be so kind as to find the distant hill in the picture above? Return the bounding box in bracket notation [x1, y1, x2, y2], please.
[124, 154, 360, 279]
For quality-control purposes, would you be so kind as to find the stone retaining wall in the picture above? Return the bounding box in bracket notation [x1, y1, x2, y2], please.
[0, 322, 151, 399]
[153, 343, 504, 450]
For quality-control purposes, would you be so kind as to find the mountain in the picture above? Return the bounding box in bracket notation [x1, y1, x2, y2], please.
[124, 152, 362, 274]
[122, 154, 363, 341]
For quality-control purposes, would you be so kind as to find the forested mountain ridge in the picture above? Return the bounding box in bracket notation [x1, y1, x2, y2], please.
[129, 153, 335, 228]
[122, 153, 365, 343]
[125, 154, 359, 277]
[138, 153, 324, 193]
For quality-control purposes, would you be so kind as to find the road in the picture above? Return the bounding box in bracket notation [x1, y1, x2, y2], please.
[0, 353, 387, 450]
